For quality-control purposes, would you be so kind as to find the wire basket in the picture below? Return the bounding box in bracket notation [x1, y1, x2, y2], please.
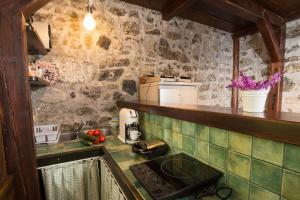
[34, 124, 60, 144]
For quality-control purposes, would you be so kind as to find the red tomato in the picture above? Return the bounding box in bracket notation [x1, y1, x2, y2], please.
[99, 135, 105, 142]
[94, 129, 101, 136]
[93, 137, 101, 144]
[87, 130, 95, 136]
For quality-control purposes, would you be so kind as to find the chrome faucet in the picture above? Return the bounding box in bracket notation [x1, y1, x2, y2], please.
[74, 121, 87, 134]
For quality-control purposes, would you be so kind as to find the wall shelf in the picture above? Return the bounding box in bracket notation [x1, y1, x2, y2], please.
[117, 100, 300, 146]
[28, 76, 50, 86]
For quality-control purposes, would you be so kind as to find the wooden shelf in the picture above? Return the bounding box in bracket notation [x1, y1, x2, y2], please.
[117, 100, 300, 146]
[28, 76, 50, 86]
[26, 28, 48, 55]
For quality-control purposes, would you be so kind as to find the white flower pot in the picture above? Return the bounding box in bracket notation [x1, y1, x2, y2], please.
[240, 89, 270, 112]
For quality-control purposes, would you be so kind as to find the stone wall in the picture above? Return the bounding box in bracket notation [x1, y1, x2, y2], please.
[31, 0, 233, 129]
[240, 19, 300, 112]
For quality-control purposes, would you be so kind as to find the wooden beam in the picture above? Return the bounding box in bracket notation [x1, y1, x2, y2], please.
[181, 10, 242, 33]
[0, 123, 7, 182]
[226, 0, 285, 25]
[232, 25, 258, 39]
[197, 0, 284, 26]
[162, 0, 197, 20]
[267, 25, 286, 112]
[22, 0, 52, 17]
[285, 8, 300, 22]
[0, 11, 40, 200]
[231, 38, 240, 110]
[256, 13, 282, 62]
[0, 176, 14, 200]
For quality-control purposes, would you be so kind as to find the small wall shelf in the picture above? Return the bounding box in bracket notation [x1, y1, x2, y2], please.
[28, 76, 50, 86]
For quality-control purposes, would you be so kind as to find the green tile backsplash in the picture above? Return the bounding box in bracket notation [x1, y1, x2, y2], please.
[139, 112, 300, 200]
[252, 137, 284, 166]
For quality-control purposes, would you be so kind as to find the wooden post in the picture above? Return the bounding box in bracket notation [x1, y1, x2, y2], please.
[231, 38, 240, 110]
[267, 24, 286, 112]
[256, 12, 286, 112]
[0, 8, 40, 200]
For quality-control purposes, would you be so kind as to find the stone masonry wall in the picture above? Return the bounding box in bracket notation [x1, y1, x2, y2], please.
[31, 0, 233, 130]
[240, 19, 300, 112]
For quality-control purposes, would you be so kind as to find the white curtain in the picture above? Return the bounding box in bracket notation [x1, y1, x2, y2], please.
[40, 157, 101, 200]
[100, 158, 127, 200]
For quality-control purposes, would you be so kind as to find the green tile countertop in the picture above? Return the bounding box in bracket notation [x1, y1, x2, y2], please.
[36, 136, 220, 200]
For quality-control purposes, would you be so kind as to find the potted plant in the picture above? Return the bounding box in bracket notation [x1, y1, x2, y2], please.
[227, 71, 283, 112]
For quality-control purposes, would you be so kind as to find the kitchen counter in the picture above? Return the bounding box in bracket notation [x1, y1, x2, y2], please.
[36, 136, 220, 200]
[117, 100, 300, 146]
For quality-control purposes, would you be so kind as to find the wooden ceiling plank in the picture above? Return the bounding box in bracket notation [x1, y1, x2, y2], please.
[197, 0, 284, 25]
[22, 0, 52, 17]
[162, 0, 197, 20]
[285, 8, 300, 21]
[181, 10, 241, 33]
[256, 13, 282, 62]
[232, 25, 258, 38]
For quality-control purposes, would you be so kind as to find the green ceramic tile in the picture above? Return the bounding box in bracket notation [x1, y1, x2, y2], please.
[172, 118, 182, 133]
[251, 159, 282, 194]
[164, 117, 172, 130]
[252, 137, 284, 166]
[195, 125, 209, 142]
[183, 135, 195, 155]
[173, 131, 183, 149]
[228, 151, 251, 180]
[284, 144, 300, 173]
[195, 140, 209, 162]
[150, 114, 163, 125]
[144, 122, 152, 134]
[210, 128, 228, 148]
[249, 184, 280, 200]
[157, 127, 164, 140]
[209, 144, 227, 170]
[181, 121, 195, 137]
[145, 132, 153, 140]
[226, 173, 249, 200]
[153, 125, 163, 139]
[282, 170, 300, 200]
[150, 114, 156, 124]
[164, 129, 172, 144]
[144, 112, 150, 122]
[228, 131, 252, 156]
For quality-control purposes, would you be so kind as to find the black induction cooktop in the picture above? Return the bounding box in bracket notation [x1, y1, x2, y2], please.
[129, 153, 223, 200]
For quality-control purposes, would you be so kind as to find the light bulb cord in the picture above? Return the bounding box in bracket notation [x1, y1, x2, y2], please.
[88, 0, 94, 8]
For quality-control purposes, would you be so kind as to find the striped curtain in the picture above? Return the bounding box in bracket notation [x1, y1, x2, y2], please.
[40, 157, 101, 200]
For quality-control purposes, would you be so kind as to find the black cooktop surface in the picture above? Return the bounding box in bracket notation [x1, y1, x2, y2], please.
[129, 153, 223, 200]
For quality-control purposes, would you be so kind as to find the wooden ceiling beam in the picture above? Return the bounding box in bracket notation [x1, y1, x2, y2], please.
[232, 25, 258, 39]
[256, 12, 282, 62]
[285, 8, 300, 22]
[162, 0, 197, 20]
[22, 0, 52, 17]
[198, 0, 285, 26]
[180, 10, 242, 33]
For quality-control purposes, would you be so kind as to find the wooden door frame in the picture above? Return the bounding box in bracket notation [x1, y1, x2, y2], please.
[0, 1, 41, 199]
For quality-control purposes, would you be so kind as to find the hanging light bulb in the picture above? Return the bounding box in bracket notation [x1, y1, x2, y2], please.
[83, 0, 96, 31]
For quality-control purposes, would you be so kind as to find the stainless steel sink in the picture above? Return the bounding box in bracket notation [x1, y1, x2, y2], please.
[59, 132, 78, 143]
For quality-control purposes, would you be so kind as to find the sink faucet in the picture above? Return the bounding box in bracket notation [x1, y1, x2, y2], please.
[74, 121, 87, 134]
